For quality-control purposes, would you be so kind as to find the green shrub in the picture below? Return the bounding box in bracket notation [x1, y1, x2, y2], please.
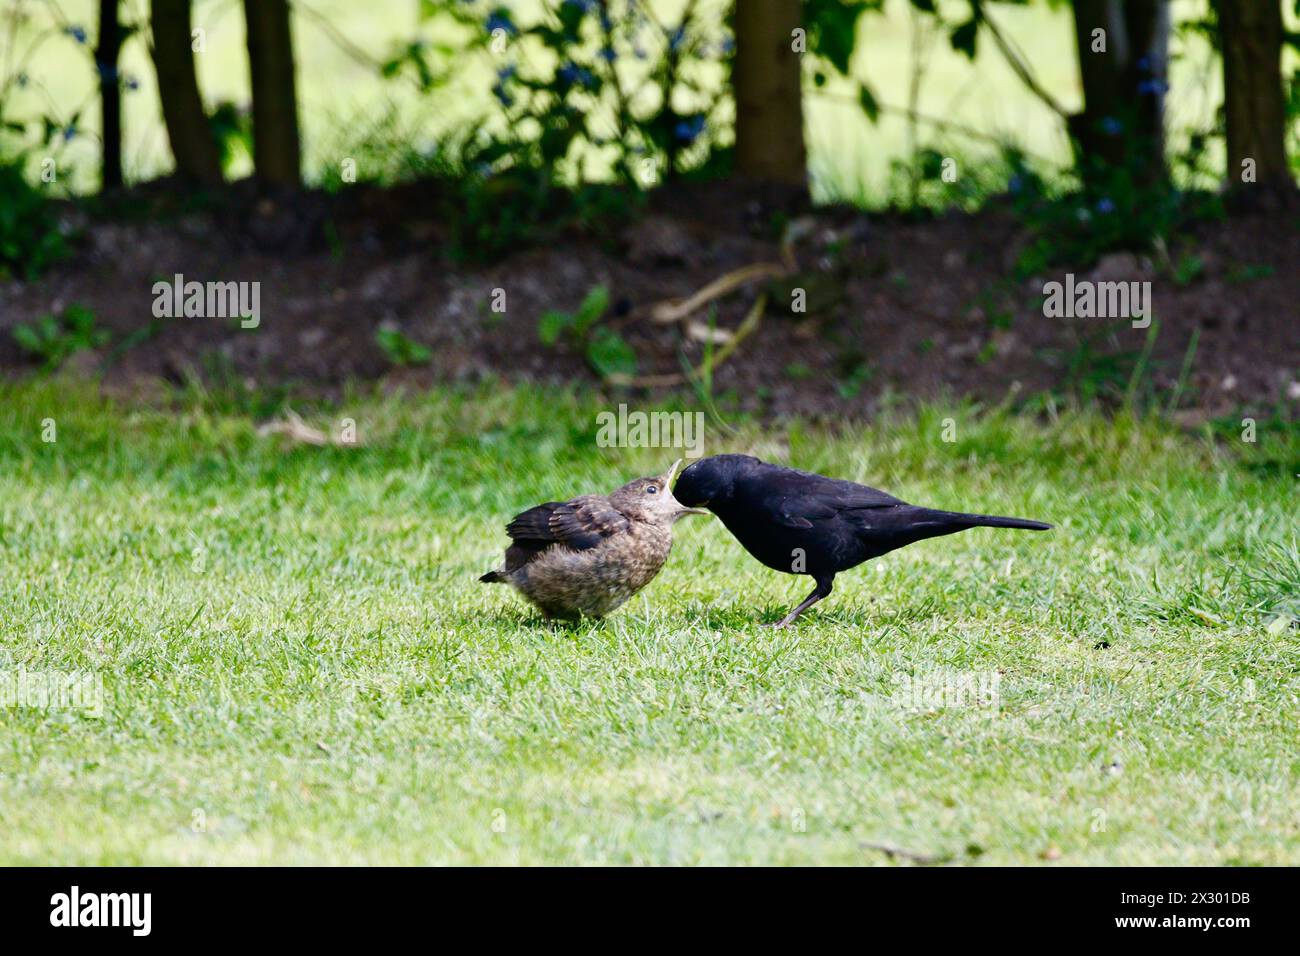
[12, 304, 107, 371]
[374, 327, 433, 366]
[0, 159, 69, 280]
[537, 284, 638, 381]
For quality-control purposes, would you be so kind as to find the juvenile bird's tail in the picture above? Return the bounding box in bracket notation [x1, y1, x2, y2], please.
[932, 510, 1052, 531]
[479, 569, 506, 583]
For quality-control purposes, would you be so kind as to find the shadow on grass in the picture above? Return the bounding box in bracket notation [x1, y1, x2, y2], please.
[676, 595, 948, 632]
[475, 606, 612, 635]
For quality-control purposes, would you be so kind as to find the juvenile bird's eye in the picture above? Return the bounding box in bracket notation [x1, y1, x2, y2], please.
[646, 485, 658, 494]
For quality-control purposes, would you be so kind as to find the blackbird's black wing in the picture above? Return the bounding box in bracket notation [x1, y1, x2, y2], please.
[742, 467, 906, 529]
[505, 495, 630, 551]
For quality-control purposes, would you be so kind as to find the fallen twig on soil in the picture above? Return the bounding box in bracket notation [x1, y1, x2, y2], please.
[648, 262, 786, 324]
[607, 293, 767, 388]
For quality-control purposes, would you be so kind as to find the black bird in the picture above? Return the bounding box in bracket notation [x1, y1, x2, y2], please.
[480, 460, 705, 619]
[674, 454, 1052, 627]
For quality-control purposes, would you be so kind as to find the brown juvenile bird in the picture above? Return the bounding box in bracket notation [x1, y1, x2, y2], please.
[479, 460, 705, 619]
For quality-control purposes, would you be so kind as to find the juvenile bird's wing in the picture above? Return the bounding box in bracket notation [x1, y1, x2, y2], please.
[506, 495, 630, 551]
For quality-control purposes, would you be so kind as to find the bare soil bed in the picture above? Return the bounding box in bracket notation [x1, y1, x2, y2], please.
[3, 178, 1296, 424]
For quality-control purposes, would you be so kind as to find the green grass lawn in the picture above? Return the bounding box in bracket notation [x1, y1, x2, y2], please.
[0, 379, 1296, 865]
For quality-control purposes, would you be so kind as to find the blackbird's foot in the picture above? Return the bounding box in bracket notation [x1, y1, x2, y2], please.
[767, 577, 835, 629]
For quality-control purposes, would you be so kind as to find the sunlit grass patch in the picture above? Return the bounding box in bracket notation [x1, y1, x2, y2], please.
[0, 379, 1295, 864]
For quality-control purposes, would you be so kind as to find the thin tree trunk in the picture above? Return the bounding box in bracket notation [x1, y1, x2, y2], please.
[1213, 0, 1295, 207]
[1068, 0, 1168, 188]
[733, 0, 806, 187]
[1122, 0, 1168, 187]
[150, 0, 222, 186]
[96, 0, 124, 191]
[244, 0, 301, 189]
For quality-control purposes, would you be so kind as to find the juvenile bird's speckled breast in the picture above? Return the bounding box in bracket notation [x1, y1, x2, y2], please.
[511, 520, 674, 618]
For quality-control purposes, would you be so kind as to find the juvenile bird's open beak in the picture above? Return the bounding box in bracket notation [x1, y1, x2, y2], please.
[662, 459, 707, 516]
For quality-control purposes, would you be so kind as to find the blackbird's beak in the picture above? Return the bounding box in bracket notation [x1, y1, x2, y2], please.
[663, 459, 707, 516]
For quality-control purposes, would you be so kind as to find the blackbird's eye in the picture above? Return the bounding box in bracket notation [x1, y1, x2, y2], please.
[645, 485, 658, 495]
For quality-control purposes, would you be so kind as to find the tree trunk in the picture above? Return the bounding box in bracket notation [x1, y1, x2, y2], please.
[1068, 0, 1169, 188]
[96, 0, 124, 191]
[244, 0, 302, 189]
[150, 0, 222, 186]
[1213, 0, 1295, 207]
[733, 0, 806, 187]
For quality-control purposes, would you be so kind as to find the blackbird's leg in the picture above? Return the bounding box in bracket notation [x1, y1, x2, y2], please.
[768, 575, 834, 628]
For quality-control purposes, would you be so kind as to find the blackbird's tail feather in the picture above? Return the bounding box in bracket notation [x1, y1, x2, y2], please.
[929, 509, 1052, 531]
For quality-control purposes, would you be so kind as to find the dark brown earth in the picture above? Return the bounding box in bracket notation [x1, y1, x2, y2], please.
[2, 178, 1296, 424]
